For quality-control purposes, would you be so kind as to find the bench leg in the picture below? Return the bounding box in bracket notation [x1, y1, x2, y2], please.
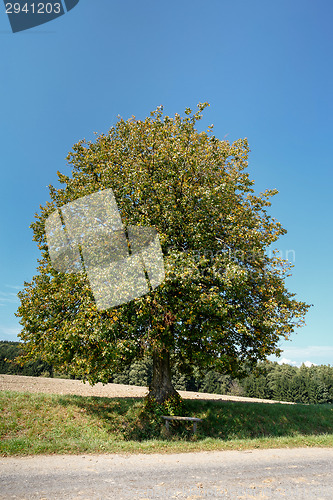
[193, 422, 197, 434]
[165, 420, 170, 432]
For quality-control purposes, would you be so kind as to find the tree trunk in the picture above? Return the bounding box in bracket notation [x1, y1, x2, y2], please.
[148, 348, 178, 403]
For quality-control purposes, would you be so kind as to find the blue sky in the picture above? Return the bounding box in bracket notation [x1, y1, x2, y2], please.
[0, 0, 332, 366]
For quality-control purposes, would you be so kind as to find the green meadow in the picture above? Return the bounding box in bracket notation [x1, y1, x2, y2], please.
[1, 390, 333, 456]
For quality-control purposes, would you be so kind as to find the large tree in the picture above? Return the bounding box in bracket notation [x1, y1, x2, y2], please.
[17, 104, 310, 403]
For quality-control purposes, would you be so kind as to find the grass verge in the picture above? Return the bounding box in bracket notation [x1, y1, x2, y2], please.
[1, 390, 332, 456]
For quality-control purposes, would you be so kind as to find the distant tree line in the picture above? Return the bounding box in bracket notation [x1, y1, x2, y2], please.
[0, 341, 53, 377]
[1, 341, 332, 404]
[241, 361, 333, 404]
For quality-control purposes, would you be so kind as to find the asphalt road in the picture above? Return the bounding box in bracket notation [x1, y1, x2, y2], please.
[1, 448, 332, 499]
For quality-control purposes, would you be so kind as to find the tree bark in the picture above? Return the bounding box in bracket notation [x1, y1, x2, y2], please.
[148, 348, 179, 403]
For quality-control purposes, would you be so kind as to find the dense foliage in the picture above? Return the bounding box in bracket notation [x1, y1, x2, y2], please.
[16, 104, 310, 402]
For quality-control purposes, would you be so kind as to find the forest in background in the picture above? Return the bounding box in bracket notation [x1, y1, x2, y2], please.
[1, 341, 332, 404]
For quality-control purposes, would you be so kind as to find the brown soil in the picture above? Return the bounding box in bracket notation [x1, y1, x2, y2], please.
[0, 374, 294, 404]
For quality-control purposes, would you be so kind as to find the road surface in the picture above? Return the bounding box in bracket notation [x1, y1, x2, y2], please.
[1, 447, 332, 499]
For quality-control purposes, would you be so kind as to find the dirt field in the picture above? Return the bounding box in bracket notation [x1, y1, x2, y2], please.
[0, 374, 294, 404]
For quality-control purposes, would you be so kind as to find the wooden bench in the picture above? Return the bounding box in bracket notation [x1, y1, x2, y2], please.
[162, 415, 203, 434]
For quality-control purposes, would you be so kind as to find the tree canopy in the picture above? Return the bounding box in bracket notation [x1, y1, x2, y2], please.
[17, 103, 310, 402]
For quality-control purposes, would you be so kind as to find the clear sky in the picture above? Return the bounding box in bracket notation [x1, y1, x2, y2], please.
[0, 0, 332, 367]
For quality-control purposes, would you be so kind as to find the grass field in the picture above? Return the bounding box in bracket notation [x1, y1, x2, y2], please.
[1, 390, 333, 456]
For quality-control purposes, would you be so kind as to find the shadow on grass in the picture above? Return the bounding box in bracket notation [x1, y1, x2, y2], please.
[56, 394, 333, 442]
